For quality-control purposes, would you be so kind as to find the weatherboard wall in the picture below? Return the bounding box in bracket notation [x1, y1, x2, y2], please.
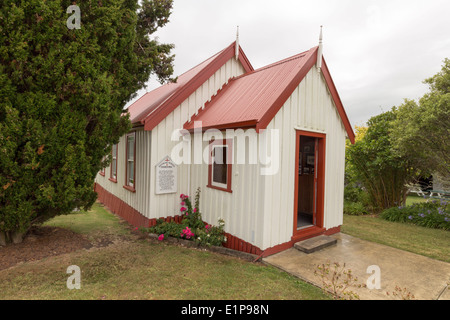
[187, 66, 348, 251]
[94, 128, 152, 217]
[144, 57, 247, 219]
[95, 57, 246, 220]
[260, 65, 347, 250]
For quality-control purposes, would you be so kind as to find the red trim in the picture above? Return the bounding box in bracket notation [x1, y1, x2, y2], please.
[320, 58, 355, 144]
[95, 183, 340, 258]
[124, 132, 136, 191]
[207, 139, 233, 193]
[256, 48, 318, 133]
[95, 183, 184, 228]
[144, 42, 254, 131]
[99, 171, 105, 177]
[222, 232, 263, 256]
[123, 185, 136, 193]
[293, 130, 326, 239]
[222, 225, 341, 258]
[110, 143, 118, 181]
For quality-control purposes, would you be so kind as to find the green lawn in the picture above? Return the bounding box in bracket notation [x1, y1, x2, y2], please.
[342, 214, 450, 263]
[0, 203, 329, 300]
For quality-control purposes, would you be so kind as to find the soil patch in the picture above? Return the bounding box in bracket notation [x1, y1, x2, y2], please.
[0, 226, 92, 271]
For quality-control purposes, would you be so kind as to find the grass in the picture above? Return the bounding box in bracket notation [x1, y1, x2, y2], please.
[44, 204, 128, 238]
[342, 214, 450, 263]
[405, 194, 428, 206]
[0, 203, 329, 300]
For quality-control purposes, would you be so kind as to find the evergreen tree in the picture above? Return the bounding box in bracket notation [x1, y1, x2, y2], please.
[0, 0, 175, 244]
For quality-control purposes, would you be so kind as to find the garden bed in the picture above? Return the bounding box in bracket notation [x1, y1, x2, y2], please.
[143, 231, 260, 262]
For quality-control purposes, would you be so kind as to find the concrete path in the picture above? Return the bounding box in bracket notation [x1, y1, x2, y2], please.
[263, 233, 450, 300]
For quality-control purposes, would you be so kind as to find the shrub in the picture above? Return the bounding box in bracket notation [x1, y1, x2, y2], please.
[380, 199, 450, 230]
[144, 188, 226, 246]
[343, 201, 369, 216]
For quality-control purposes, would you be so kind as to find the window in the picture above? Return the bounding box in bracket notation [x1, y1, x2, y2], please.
[99, 156, 107, 176]
[124, 132, 136, 192]
[208, 139, 232, 193]
[109, 143, 118, 182]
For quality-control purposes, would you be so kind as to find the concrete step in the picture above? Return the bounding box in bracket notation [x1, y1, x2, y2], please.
[294, 235, 337, 254]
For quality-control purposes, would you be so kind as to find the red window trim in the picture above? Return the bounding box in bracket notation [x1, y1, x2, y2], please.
[124, 132, 136, 193]
[207, 139, 233, 193]
[109, 143, 118, 183]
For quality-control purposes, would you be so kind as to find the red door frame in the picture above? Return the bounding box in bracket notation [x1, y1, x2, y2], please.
[292, 130, 326, 241]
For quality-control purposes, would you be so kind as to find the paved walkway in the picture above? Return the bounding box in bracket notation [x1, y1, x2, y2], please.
[263, 233, 450, 300]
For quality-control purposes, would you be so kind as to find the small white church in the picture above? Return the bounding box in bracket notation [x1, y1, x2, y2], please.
[95, 30, 355, 257]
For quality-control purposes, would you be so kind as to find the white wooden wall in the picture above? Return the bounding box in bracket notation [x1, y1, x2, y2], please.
[190, 66, 348, 251]
[94, 128, 152, 216]
[96, 61, 347, 252]
[96, 58, 246, 219]
[145, 58, 246, 218]
[259, 66, 347, 249]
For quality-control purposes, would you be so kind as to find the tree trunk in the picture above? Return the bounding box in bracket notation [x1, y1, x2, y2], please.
[11, 230, 25, 244]
[0, 231, 6, 246]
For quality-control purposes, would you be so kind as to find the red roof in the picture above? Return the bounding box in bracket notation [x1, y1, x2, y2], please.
[126, 42, 253, 129]
[184, 46, 355, 143]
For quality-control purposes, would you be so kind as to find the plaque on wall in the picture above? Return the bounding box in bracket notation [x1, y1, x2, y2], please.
[155, 156, 177, 194]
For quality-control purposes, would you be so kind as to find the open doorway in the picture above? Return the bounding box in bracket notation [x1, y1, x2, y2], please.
[294, 131, 325, 235]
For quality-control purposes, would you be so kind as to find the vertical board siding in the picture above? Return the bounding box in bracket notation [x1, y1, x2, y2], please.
[95, 60, 347, 253]
[148, 58, 247, 220]
[95, 129, 152, 217]
[259, 66, 348, 249]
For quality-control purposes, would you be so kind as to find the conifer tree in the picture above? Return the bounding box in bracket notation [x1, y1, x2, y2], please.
[0, 0, 175, 244]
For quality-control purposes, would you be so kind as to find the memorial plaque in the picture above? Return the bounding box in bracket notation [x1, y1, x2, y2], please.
[155, 156, 177, 194]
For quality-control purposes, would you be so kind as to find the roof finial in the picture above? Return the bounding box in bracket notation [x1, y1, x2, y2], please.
[235, 25, 240, 60]
[316, 25, 323, 73]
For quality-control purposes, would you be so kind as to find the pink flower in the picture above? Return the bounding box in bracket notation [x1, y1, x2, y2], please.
[180, 227, 194, 239]
[180, 207, 187, 212]
[193, 208, 197, 213]
[158, 234, 164, 241]
[180, 194, 185, 198]
[180, 201, 185, 205]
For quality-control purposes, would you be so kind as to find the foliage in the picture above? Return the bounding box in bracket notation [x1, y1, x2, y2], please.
[346, 110, 419, 212]
[144, 188, 227, 247]
[380, 199, 449, 230]
[386, 285, 416, 300]
[0, 0, 175, 242]
[343, 201, 369, 216]
[314, 262, 364, 300]
[390, 59, 450, 179]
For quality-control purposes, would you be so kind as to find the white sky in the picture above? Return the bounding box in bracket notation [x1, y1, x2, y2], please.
[128, 0, 450, 127]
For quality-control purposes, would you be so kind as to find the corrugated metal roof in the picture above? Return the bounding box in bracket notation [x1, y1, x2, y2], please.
[126, 42, 254, 127]
[127, 49, 223, 124]
[184, 47, 318, 131]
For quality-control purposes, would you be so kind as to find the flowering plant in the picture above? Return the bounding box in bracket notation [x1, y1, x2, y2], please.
[380, 199, 449, 230]
[145, 187, 226, 246]
[180, 226, 194, 239]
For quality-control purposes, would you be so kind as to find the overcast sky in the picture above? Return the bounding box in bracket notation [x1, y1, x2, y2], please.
[127, 0, 450, 127]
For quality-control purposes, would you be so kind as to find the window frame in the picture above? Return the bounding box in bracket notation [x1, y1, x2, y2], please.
[123, 132, 136, 192]
[207, 139, 233, 193]
[109, 143, 118, 183]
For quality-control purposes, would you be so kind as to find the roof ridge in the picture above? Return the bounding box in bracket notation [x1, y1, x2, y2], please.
[234, 47, 315, 80]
